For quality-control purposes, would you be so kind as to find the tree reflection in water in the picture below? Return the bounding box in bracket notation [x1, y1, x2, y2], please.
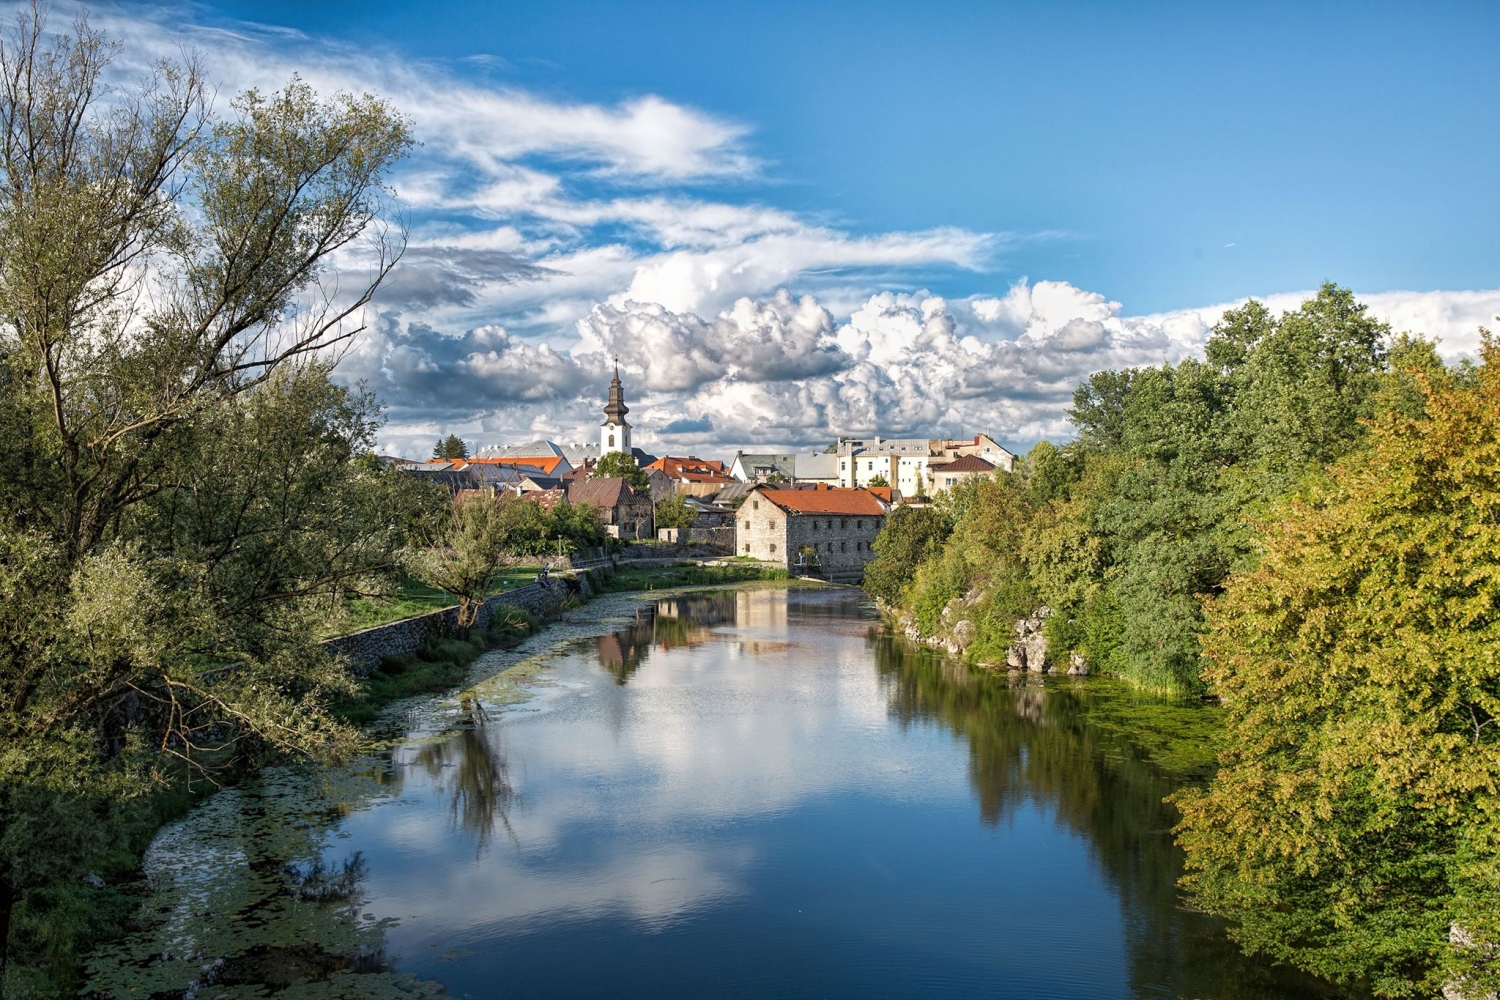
[412, 698, 517, 851]
[869, 634, 1371, 1000]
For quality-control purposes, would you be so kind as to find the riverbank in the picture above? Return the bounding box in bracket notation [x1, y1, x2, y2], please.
[17, 563, 793, 997]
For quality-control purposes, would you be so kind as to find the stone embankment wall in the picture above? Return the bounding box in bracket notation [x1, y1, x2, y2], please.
[323, 571, 602, 677]
[654, 526, 735, 551]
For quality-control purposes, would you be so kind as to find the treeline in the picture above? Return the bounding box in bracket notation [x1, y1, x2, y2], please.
[870, 285, 1500, 995]
[869, 283, 1431, 693]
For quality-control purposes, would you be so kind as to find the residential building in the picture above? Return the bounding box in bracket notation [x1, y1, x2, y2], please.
[735, 485, 888, 583]
[468, 454, 574, 478]
[934, 433, 1017, 472]
[926, 455, 997, 491]
[729, 452, 799, 482]
[646, 456, 737, 496]
[569, 476, 655, 539]
[793, 453, 840, 485]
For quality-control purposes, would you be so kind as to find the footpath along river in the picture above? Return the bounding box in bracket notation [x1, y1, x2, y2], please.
[85, 584, 1368, 999]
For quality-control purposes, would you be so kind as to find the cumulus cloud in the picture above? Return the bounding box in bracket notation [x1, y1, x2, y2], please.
[385, 282, 1499, 457]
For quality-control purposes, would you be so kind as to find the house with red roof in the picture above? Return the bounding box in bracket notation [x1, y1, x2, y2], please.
[568, 476, 655, 540]
[736, 485, 889, 582]
[926, 455, 997, 491]
[645, 455, 737, 497]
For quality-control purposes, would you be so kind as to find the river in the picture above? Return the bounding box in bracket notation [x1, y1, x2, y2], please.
[84, 584, 1365, 999]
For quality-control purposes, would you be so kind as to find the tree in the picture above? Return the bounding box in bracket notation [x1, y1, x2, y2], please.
[433, 434, 469, 460]
[405, 494, 509, 633]
[552, 499, 608, 553]
[0, 7, 414, 990]
[765, 471, 788, 484]
[867, 473, 889, 488]
[1174, 336, 1500, 997]
[654, 493, 698, 530]
[593, 451, 649, 491]
[863, 506, 951, 604]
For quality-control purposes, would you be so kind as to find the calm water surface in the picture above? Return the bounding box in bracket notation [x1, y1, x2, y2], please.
[87, 585, 1363, 999]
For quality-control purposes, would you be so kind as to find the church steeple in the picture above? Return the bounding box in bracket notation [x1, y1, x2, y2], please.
[600, 358, 632, 457]
[603, 358, 629, 422]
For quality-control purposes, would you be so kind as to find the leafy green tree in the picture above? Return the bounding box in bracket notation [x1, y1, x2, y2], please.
[0, 8, 414, 991]
[654, 493, 698, 530]
[551, 499, 607, 553]
[765, 471, 789, 484]
[405, 494, 510, 632]
[1174, 336, 1500, 997]
[863, 506, 951, 604]
[433, 434, 469, 460]
[593, 451, 649, 490]
[493, 494, 554, 556]
[867, 473, 889, 487]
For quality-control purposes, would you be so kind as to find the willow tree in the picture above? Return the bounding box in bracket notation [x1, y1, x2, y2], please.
[0, 5, 419, 992]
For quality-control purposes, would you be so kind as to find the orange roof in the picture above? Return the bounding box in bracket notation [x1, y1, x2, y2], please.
[468, 455, 568, 476]
[757, 486, 887, 516]
[866, 486, 893, 502]
[646, 455, 731, 481]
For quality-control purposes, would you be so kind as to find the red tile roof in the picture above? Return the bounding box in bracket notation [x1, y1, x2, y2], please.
[928, 455, 997, 473]
[647, 455, 732, 482]
[757, 486, 887, 516]
[866, 486, 894, 503]
[470, 455, 568, 476]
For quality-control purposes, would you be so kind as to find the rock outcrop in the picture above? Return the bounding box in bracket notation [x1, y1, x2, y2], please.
[1008, 607, 1051, 672]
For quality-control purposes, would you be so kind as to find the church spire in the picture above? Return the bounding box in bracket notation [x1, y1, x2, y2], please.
[603, 357, 629, 422]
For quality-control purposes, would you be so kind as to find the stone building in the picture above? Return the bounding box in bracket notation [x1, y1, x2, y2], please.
[569, 477, 655, 540]
[735, 486, 888, 583]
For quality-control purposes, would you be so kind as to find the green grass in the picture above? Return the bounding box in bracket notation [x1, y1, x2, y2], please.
[333, 607, 539, 725]
[334, 567, 543, 636]
[603, 563, 791, 592]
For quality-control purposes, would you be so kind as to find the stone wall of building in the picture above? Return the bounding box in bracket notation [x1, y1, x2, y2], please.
[322, 571, 602, 676]
[735, 501, 883, 582]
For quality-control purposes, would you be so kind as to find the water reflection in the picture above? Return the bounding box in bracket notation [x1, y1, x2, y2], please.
[87, 586, 1371, 999]
[594, 593, 739, 683]
[870, 635, 1367, 1000]
[409, 699, 517, 850]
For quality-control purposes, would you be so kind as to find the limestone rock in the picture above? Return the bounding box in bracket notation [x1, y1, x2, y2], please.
[1068, 652, 1090, 676]
[951, 619, 976, 651]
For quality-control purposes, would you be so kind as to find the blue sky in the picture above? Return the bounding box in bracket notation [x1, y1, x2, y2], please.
[88, 1, 1500, 454]
[208, 0, 1499, 312]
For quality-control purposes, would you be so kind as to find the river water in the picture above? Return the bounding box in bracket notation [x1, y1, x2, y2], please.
[85, 584, 1364, 999]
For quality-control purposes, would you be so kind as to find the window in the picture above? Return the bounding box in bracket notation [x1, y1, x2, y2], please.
[840, 518, 847, 529]
[744, 543, 750, 554]
[608, 434, 615, 447]
[840, 541, 846, 552]
[752, 500, 759, 510]
[826, 542, 833, 552]
[770, 543, 777, 554]
[857, 519, 864, 529]
[743, 520, 750, 529]
[767, 521, 774, 530]
[840, 461, 846, 470]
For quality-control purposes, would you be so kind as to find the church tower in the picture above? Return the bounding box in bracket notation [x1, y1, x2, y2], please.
[601, 359, 631, 457]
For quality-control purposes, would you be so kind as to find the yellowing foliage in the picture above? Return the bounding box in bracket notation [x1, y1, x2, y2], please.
[1175, 335, 1500, 996]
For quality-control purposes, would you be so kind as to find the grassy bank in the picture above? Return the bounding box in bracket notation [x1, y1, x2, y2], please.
[602, 563, 790, 592]
[333, 567, 544, 636]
